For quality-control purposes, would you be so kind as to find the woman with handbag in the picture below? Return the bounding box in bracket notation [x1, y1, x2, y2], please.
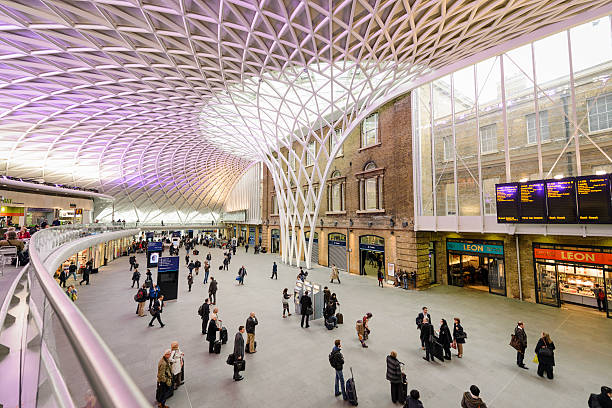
[453, 317, 466, 358]
[535, 332, 555, 379]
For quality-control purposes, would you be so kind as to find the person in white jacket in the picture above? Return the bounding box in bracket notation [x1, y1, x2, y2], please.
[169, 341, 184, 389]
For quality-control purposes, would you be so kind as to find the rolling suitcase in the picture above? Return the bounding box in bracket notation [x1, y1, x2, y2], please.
[399, 371, 408, 403]
[345, 367, 358, 406]
[220, 327, 228, 344]
[325, 319, 334, 330]
[336, 313, 343, 324]
[245, 341, 257, 353]
[213, 340, 222, 354]
[432, 338, 444, 362]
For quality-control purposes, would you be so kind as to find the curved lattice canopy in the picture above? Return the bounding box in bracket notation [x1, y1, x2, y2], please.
[0, 0, 608, 222]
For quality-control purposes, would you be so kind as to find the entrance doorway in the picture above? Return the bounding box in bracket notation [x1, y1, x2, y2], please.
[328, 233, 346, 271]
[271, 229, 280, 253]
[446, 239, 506, 296]
[305, 231, 319, 265]
[359, 235, 385, 276]
[428, 242, 436, 284]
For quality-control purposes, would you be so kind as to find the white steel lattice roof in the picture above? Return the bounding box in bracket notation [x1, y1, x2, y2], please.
[0, 0, 609, 221]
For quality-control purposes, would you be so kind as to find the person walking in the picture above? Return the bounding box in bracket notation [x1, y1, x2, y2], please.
[356, 319, 367, 348]
[222, 256, 229, 271]
[233, 326, 245, 381]
[207, 316, 219, 353]
[461, 385, 487, 408]
[187, 261, 195, 276]
[245, 312, 258, 353]
[329, 339, 346, 400]
[362, 312, 373, 341]
[58, 268, 68, 288]
[185, 253, 190, 266]
[238, 265, 247, 285]
[206, 252, 212, 262]
[68, 262, 78, 282]
[271, 262, 278, 279]
[194, 259, 201, 275]
[300, 290, 312, 328]
[156, 349, 173, 408]
[187, 272, 193, 292]
[135, 284, 148, 317]
[198, 298, 210, 334]
[129, 255, 136, 271]
[535, 332, 555, 379]
[169, 341, 184, 389]
[421, 318, 434, 362]
[149, 284, 160, 311]
[514, 321, 528, 369]
[208, 277, 218, 305]
[589, 386, 612, 408]
[378, 269, 385, 287]
[203, 261, 210, 284]
[439, 319, 453, 360]
[330, 264, 340, 284]
[282, 288, 292, 318]
[79, 262, 91, 285]
[405, 390, 423, 408]
[453, 317, 465, 358]
[145, 269, 153, 288]
[416, 307, 432, 349]
[386, 350, 403, 403]
[131, 268, 141, 288]
[149, 295, 165, 328]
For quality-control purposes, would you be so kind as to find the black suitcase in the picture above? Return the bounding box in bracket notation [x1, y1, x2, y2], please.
[219, 265, 223, 270]
[345, 367, 358, 406]
[399, 372, 407, 403]
[325, 319, 334, 330]
[220, 327, 228, 344]
[213, 340, 221, 354]
[336, 313, 343, 324]
[245, 341, 257, 353]
[432, 338, 444, 362]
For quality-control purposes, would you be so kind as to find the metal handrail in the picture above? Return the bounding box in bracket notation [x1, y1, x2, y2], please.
[28, 226, 150, 408]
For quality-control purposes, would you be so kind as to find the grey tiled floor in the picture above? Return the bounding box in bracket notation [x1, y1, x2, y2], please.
[76, 246, 612, 408]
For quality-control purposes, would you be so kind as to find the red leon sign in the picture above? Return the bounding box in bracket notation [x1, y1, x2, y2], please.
[534, 248, 612, 266]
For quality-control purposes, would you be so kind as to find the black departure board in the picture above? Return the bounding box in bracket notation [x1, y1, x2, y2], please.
[546, 178, 577, 223]
[576, 175, 612, 223]
[519, 181, 546, 222]
[496, 183, 519, 223]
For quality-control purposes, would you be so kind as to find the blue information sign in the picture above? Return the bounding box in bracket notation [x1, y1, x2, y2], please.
[446, 241, 504, 255]
[171, 231, 181, 237]
[329, 240, 346, 247]
[158, 256, 179, 272]
[147, 241, 163, 251]
[359, 243, 385, 252]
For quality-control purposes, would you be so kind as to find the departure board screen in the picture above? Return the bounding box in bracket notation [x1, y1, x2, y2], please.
[496, 183, 519, 223]
[519, 181, 546, 222]
[576, 175, 612, 223]
[546, 178, 577, 223]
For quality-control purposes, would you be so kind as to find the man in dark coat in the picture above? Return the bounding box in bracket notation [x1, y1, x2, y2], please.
[420, 318, 434, 362]
[329, 339, 346, 400]
[245, 312, 258, 353]
[233, 326, 245, 381]
[300, 291, 312, 328]
[461, 385, 488, 408]
[270, 262, 278, 279]
[589, 386, 612, 408]
[207, 316, 219, 353]
[415, 307, 432, 349]
[208, 277, 218, 305]
[199, 298, 210, 335]
[129, 255, 136, 270]
[514, 321, 528, 369]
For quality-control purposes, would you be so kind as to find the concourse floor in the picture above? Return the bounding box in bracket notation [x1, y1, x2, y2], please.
[75, 246, 612, 408]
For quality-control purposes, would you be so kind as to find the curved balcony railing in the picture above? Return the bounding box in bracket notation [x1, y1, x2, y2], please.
[0, 224, 150, 408]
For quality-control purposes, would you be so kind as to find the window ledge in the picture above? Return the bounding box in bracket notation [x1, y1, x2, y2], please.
[588, 128, 610, 136]
[356, 209, 385, 214]
[480, 150, 499, 155]
[270, 213, 279, 217]
[326, 211, 347, 215]
[358, 142, 381, 152]
[526, 139, 552, 146]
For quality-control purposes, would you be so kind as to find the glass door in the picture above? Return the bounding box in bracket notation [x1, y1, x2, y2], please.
[536, 263, 560, 307]
[488, 257, 507, 296]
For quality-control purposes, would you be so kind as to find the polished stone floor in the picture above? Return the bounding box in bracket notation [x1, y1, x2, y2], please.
[75, 245, 612, 408]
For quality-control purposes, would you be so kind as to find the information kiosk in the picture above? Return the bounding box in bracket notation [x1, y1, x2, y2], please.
[157, 256, 179, 301]
[293, 280, 323, 320]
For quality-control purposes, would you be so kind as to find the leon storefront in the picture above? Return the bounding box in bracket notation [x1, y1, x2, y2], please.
[534, 243, 612, 318]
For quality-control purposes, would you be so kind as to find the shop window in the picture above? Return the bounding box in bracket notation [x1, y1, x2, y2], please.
[328, 170, 345, 212]
[479, 124, 497, 153]
[306, 141, 316, 166]
[587, 93, 612, 132]
[445, 183, 456, 215]
[358, 162, 384, 211]
[330, 128, 343, 157]
[361, 113, 379, 147]
[526, 111, 550, 144]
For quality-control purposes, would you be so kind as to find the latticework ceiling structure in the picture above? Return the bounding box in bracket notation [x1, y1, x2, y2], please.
[0, 0, 609, 224]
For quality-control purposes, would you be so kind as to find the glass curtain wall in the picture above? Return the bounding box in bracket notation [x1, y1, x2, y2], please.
[412, 16, 612, 220]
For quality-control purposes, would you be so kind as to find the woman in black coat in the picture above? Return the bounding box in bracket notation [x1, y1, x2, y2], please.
[453, 317, 465, 358]
[206, 317, 219, 353]
[439, 319, 453, 360]
[385, 351, 403, 403]
[535, 332, 555, 379]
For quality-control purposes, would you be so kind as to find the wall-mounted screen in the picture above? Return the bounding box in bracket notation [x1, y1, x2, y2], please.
[576, 175, 612, 223]
[545, 178, 577, 223]
[519, 181, 546, 223]
[495, 183, 520, 223]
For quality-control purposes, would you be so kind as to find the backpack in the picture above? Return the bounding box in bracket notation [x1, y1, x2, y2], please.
[135, 288, 146, 302]
[329, 350, 339, 369]
[198, 304, 204, 316]
[588, 394, 602, 408]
